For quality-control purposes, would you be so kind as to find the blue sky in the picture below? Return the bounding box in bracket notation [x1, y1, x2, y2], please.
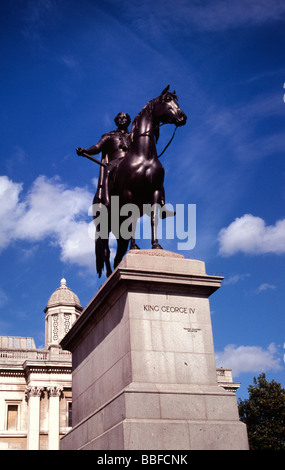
[1, 0, 285, 399]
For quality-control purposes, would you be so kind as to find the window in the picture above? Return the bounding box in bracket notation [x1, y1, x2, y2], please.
[7, 404, 18, 431]
[67, 402, 72, 427]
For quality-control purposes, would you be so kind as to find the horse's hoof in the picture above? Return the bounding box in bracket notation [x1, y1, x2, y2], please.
[152, 242, 163, 250]
[130, 242, 140, 250]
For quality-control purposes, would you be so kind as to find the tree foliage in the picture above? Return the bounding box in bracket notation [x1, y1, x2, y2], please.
[238, 373, 285, 450]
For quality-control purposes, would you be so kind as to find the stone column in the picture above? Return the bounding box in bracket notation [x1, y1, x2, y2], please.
[47, 386, 62, 450]
[25, 386, 44, 450]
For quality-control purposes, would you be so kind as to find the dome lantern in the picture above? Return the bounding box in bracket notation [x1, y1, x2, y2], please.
[44, 279, 83, 349]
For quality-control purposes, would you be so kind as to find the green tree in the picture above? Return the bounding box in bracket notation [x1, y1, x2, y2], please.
[238, 373, 285, 450]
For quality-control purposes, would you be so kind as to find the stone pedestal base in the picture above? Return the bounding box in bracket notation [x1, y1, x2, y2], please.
[60, 251, 248, 450]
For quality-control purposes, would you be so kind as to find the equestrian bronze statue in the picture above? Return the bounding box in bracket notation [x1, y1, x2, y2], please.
[77, 86, 187, 277]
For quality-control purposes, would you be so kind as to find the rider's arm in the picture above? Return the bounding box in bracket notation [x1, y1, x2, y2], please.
[84, 134, 109, 155]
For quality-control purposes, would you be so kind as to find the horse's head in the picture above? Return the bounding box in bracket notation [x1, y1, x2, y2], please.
[154, 85, 187, 127]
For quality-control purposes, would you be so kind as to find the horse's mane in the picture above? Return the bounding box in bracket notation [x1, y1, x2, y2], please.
[130, 96, 160, 144]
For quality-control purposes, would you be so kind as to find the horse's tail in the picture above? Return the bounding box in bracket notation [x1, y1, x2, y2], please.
[95, 237, 104, 278]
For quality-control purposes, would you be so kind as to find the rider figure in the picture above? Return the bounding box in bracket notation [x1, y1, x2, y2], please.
[77, 112, 174, 218]
[77, 112, 131, 207]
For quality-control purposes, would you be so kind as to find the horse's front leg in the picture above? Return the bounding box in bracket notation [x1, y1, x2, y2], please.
[151, 190, 163, 249]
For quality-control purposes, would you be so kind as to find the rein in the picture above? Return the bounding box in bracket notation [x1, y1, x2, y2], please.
[138, 122, 178, 158]
[157, 125, 178, 158]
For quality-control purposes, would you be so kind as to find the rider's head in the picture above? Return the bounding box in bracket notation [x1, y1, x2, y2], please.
[114, 113, 131, 129]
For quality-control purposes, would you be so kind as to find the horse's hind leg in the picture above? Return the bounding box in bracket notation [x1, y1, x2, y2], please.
[103, 239, 112, 277]
[151, 190, 163, 249]
[130, 237, 140, 249]
[95, 236, 112, 277]
[129, 217, 140, 250]
[120, 202, 140, 250]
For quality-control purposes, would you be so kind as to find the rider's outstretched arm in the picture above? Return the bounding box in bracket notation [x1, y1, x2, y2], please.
[84, 134, 109, 156]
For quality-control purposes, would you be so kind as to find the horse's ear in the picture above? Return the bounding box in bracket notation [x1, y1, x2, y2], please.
[161, 85, 170, 95]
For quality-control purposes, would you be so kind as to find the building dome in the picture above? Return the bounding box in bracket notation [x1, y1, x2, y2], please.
[45, 278, 82, 311]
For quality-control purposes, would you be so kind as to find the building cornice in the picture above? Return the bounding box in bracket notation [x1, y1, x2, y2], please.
[23, 360, 72, 379]
[0, 364, 25, 378]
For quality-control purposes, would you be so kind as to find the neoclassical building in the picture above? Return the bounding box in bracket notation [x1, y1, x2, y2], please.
[0, 278, 239, 450]
[0, 279, 82, 450]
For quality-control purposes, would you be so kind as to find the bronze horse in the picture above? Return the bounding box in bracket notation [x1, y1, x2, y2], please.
[94, 86, 187, 277]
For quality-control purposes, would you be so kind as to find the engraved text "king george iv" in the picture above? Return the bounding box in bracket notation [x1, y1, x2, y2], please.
[143, 305, 196, 314]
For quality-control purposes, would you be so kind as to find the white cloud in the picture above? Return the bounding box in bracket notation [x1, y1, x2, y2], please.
[205, 92, 285, 163]
[223, 273, 250, 285]
[15, 175, 91, 240]
[188, 0, 285, 31]
[59, 220, 95, 268]
[24, 0, 60, 24]
[21, 0, 61, 40]
[218, 214, 285, 256]
[215, 343, 282, 377]
[0, 176, 25, 251]
[256, 283, 277, 294]
[0, 175, 96, 270]
[60, 55, 78, 70]
[120, 0, 285, 38]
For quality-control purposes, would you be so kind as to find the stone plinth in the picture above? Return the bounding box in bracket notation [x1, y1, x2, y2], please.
[60, 250, 248, 450]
